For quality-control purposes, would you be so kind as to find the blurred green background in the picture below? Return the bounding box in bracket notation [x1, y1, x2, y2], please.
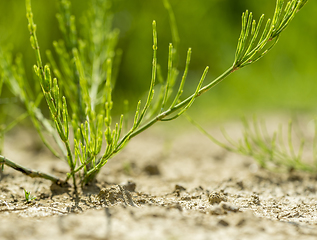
[1, 0, 317, 123]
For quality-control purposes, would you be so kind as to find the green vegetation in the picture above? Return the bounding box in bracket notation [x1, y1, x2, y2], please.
[190, 115, 317, 173]
[24, 189, 36, 203]
[0, 0, 309, 189]
[185, 1, 317, 174]
[1, 0, 316, 117]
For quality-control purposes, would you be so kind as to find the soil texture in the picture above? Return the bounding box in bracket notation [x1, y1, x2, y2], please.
[1, 119, 317, 240]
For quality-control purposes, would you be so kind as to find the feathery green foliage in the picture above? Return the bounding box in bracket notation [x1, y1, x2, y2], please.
[187, 0, 314, 174]
[3, 0, 208, 188]
[233, 0, 307, 71]
[189, 115, 317, 173]
[0, 0, 309, 188]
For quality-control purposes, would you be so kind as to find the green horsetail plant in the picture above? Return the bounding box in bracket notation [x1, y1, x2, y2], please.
[188, 115, 317, 173]
[0, 0, 308, 189]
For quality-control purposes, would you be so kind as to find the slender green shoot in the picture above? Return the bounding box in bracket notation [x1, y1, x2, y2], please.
[24, 189, 36, 203]
[190, 115, 317, 173]
[233, 0, 307, 71]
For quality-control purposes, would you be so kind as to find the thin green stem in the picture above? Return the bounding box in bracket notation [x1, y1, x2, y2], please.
[0, 155, 69, 187]
[122, 66, 233, 142]
[136, 20, 157, 126]
[185, 114, 234, 151]
[162, 66, 208, 121]
[170, 48, 191, 108]
[26, 0, 76, 188]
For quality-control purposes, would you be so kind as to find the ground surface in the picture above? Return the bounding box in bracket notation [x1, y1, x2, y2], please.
[1, 117, 317, 240]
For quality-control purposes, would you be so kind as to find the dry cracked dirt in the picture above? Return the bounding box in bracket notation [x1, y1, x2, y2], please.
[1, 116, 317, 240]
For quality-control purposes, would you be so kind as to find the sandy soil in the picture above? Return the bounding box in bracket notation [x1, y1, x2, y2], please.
[1, 118, 317, 240]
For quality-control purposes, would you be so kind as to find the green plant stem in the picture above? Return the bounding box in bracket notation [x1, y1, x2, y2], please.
[0, 155, 69, 187]
[128, 66, 233, 139]
[184, 113, 234, 151]
[26, 0, 76, 189]
[76, 66, 232, 181]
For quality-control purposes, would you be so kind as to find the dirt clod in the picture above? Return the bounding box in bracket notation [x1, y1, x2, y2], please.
[143, 164, 160, 175]
[209, 205, 225, 215]
[236, 180, 244, 189]
[175, 184, 186, 192]
[250, 194, 260, 205]
[209, 191, 228, 205]
[122, 181, 137, 192]
[220, 202, 239, 213]
[97, 185, 136, 207]
[218, 219, 230, 227]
